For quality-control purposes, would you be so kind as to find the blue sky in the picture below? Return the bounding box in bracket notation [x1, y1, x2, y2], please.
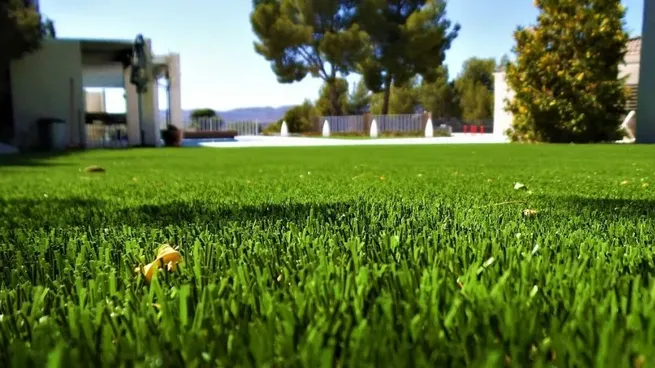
[40, 0, 644, 112]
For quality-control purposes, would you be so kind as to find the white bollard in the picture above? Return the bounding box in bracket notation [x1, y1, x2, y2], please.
[424, 118, 434, 138]
[322, 120, 330, 137]
[370, 119, 378, 138]
[280, 120, 289, 137]
[620, 110, 636, 142]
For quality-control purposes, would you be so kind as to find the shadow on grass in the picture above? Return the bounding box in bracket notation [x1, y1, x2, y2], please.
[548, 195, 655, 219]
[1, 195, 654, 230]
[0, 198, 364, 229]
[0, 150, 74, 167]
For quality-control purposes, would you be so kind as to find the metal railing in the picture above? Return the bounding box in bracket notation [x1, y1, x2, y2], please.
[370, 114, 424, 132]
[317, 115, 364, 133]
[85, 124, 129, 148]
[186, 117, 260, 136]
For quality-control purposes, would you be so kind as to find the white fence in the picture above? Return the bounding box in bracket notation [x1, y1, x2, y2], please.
[319, 115, 364, 133]
[319, 113, 494, 134]
[370, 114, 424, 132]
[186, 117, 260, 136]
[318, 113, 426, 133]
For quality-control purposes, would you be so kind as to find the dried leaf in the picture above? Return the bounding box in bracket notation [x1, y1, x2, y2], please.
[84, 165, 105, 173]
[523, 209, 539, 217]
[134, 244, 183, 283]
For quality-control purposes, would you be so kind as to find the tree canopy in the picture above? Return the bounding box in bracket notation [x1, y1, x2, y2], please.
[190, 108, 217, 119]
[315, 78, 349, 116]
[355, 0, 460, 115]
[0, 0, 47, 62]
[348, 78, 371, 114]
[454, 57, 495, 122]
[504, 0, 629, 142]
[250, 0, 370, 115]
[418, 66, 458, 119]
[279, 99, 316, 132]
[370, 77, 419, 115]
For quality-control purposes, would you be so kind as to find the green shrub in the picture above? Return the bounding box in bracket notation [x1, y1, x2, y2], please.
[504, 0, 629, 143]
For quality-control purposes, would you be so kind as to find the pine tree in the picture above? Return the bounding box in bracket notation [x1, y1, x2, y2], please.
[251, 0, 369, 116]
[348, 79, 370, 114]
[355, 0, 459, 115]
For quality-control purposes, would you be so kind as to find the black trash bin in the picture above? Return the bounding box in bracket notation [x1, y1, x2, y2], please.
[36, 118, 67, 151]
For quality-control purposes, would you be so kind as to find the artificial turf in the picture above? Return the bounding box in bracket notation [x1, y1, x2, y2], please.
[1, 144, 654, 367]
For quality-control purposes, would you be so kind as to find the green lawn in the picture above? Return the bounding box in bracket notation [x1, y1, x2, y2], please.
[1, 144, 655, 367]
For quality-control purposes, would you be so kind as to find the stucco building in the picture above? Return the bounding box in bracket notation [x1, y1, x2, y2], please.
[8, 36, 182, 149]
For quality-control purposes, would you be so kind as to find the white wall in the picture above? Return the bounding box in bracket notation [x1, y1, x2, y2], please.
[493, 71, 514, 137]
[83, 64, 125, 88]
[10, 39, 85, 148]
[85, 91, 106, 112]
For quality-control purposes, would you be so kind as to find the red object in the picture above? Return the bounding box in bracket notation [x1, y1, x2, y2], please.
[480, 126, 485, 134]
[471, 125, 478, 134]
[463, 125, 469, 134]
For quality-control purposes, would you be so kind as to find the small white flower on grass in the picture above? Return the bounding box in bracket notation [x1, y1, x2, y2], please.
[529, 285, 539, 298]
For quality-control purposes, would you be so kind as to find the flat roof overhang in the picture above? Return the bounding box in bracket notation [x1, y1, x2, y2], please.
[75, 38, 135, 66]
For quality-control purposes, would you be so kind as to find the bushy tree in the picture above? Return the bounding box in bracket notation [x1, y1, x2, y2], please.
[190, 108, 217, 119]
[504, 0, 629, 143]
[251, 0, 370, 116]
[355, 0, 459, 114]
[348, 78, 370, 114]
[418, 66, 459, 118]
[370, 77, 419, 114]
[315, 78, 349, 116]
[455, 57, 495, 122]
[279, 99, 316, 132]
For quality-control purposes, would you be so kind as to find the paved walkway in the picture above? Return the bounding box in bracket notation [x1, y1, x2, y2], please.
[197, 134, 509, 148]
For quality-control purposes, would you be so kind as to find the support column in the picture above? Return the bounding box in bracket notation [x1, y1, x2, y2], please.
[124, 67, 158, 146]
[636, 0, 655, 143]
[124, 67, 140, 146]
[167, 53, 183, 129]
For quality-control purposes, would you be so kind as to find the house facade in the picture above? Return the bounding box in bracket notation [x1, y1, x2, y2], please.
[8, 37, 182, 149]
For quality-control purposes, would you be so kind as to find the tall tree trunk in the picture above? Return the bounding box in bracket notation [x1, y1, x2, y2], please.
[381, 74, 392, 115]
[328, 79, 342, 116]
[0, 59, 14, 144]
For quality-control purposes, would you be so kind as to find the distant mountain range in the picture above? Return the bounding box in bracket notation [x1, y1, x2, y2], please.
[160, 105, 294, 126]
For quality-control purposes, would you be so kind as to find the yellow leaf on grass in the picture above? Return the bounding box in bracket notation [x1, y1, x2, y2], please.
[134, 244, 183, 283]
[523, 209, 539, 217]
